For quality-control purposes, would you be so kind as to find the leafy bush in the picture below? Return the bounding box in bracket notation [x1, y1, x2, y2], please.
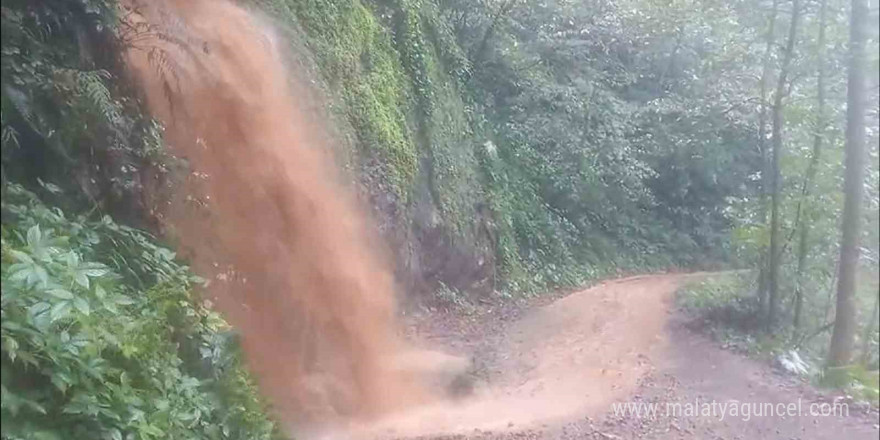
[1, 0, 169, 224]
[678, 273, 756, 317]
[1, 184, 280, 440]
[821, 365, 880, 405]
[676, 272, 771, 353]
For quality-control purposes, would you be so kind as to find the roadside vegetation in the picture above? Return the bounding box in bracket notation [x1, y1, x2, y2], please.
[677, 271, 879, 404]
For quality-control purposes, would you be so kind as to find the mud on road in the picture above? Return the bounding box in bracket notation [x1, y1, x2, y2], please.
[311, 273, 879, 439]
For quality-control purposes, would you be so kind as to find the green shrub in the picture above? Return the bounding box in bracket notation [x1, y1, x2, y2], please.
[677, 273, 755, 314]
[1, 184, 280, 440]
[676, 272, 772, 353]
[821, 365, 880, 405]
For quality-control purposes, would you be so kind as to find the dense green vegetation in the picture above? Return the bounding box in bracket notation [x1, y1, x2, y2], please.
[261, 0, 773, 294]
[677, 271, 879, 403]
[1, 1, 280, 438]
[1, 0, 878, 437]
[1, 184, 279, 439]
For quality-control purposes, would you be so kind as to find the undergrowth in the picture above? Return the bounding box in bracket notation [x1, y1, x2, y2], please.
[677, 272, 880, 405]
[1, 184, 281, 440]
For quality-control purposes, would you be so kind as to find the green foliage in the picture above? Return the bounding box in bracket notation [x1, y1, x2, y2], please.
[0, 3, 283, 437]
[1, 184, 279, 440]
[677, 273, 822, 364]
[1, 0, 167, 220]
[678, 273, 752, 314]
[677, 273, 765, 338]
[821, 365, 880, 404]
[264, 0, 420, 197]
[679, 271, 880, 402]
[444, 0, 756, 290]
[254, 0, 773, 295]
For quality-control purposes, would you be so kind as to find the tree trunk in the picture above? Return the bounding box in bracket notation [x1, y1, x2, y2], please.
[768, 0, 801, 327]
[473, 0, 516, 66]
[793, 220, 808, 328]
[793, 0, 828, 329]
[756, 0, 780, 317]
[828, 0, 869, 368]
[823, 258, 839, 323]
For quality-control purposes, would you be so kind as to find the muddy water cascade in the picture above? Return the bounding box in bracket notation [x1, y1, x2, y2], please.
[122, 0, 423, 433]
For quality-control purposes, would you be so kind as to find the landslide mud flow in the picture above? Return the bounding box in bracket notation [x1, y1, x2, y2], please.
[123, 0, 425, 432]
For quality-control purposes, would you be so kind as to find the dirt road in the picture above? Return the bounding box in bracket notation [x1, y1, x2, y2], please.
[318, 273, 879, 439]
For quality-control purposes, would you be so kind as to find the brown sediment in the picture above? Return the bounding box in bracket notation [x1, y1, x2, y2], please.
[121, 0, 422, 430]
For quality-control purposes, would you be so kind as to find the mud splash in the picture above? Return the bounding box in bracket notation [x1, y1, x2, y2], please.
[122, 0, 421, 432]
[342, 275, 682, 439]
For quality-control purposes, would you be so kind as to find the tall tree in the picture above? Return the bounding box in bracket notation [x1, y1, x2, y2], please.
[757, 0, 781, 316]
[828, 0, 870, 367]
[473, 0, 517, 65]
[768, 0, 802, 326]
[793, 0, 829, 329]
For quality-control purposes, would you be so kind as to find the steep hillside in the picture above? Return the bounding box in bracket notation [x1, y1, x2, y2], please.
[249, 0, 758, 296]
